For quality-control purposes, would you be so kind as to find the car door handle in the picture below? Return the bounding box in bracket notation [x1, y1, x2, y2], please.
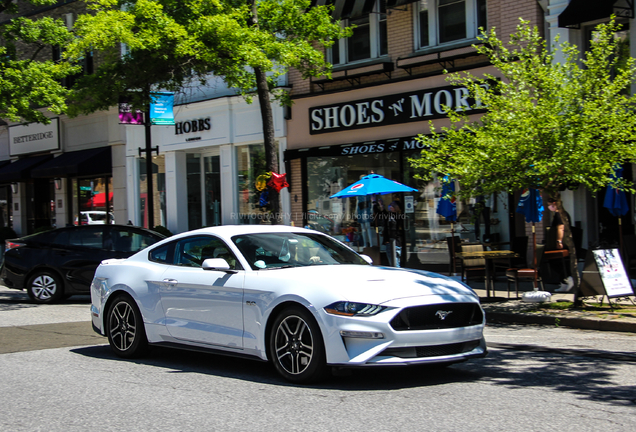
[163, 278, 178, 285]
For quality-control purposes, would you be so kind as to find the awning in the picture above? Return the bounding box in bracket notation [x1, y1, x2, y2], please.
[30, 147, 112, 178]
[0, 155, 53, 183]
[312, 0, 415, 20]
[558, 0, 633, 29]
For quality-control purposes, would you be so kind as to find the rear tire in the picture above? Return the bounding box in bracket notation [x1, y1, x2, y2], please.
[106, 294, 148, 358]
[26, 271, 63, 304]
[268, 306, 327, 383]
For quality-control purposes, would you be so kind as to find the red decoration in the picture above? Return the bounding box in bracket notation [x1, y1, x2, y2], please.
[267, 172, 289, 192]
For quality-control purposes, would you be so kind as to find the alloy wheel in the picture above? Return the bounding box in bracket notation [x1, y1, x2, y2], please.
[274, 315, 314, 375]
[108, 301, 137, 352]
[31, 274, 58, 301]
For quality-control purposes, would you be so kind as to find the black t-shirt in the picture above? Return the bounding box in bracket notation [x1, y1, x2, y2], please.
[547, 210, 570, 250]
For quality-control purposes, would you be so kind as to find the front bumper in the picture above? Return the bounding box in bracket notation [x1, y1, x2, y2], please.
[320, 296, 487, 366]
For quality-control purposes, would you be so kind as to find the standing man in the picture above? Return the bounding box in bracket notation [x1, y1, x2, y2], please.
[547, 198, 574, 292]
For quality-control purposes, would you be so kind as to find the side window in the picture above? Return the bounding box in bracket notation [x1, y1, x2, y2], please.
[149, 243, 173, 264]
[52, 230, 70, 247]
[68, 228, 104, 249]
[111, 228, 161, 253]
[175, 236, 241, 270]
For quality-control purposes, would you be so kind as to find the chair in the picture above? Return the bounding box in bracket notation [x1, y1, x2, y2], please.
[493, 236, 528, 279]
[506, 244, 546, 298]
[459, 244, 487, 284]
[541, 248, 570, 285]
[446, 236, 462, 275]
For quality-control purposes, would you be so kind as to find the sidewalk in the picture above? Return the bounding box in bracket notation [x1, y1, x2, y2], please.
[466, 277, 636, 333]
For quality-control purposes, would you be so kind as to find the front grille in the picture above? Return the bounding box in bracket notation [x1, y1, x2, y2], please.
[390, 303, 483, 331]
[382, 340, 481, 359]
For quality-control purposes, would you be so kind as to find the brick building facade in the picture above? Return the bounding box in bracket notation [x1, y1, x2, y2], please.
[284, 0, 634, 270]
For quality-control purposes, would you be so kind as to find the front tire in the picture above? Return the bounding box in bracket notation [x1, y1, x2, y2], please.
[106, 294, 148, 358]
[26, 271, 63, 304]
[269, 306, 327, 383]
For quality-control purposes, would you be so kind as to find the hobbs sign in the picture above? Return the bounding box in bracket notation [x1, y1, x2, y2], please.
[309, 83, 487, 134]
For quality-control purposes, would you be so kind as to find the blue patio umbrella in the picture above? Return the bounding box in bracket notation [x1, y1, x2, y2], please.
[603, 166, 629, 217]
[436, 178, 458, 274]
[516, 188, 544, 223]
[436, 177, 457, 222]
[330, 174, 417, 266]
[516, 188, 544, 289]
[603, 166, 629, 257]
[329, 174, 418, 198]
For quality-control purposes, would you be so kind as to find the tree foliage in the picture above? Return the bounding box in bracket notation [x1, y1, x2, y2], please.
[410, 19, 636, 201]
[67, 0, 349, 115]
[0, 0, 78, 124]
[67, 0, 349, 222]
[409, 19, 636, 291]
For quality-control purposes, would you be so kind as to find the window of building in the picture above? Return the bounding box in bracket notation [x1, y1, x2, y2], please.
[52, 47, 93, 89]
[330, 0, 388, 65]
[0, 186, 12, 230]
[236, 143, 277, 224]
[185, 152, 222, 231]
[72, 177, 113, 226]
[138, 154, 166, 229]
[416, 0, 487, 50]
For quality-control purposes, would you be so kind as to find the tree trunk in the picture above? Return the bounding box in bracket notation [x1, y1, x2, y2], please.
[254, 66, 280, 224]
[250, 4, 280, 224]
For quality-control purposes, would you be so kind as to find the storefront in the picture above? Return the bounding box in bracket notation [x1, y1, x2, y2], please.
[0, 113, 122, 237]
[134, 95, 288, 234]
[286, 70, 512, 269]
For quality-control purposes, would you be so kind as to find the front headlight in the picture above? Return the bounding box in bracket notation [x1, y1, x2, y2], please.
[324, 301, 386, 317]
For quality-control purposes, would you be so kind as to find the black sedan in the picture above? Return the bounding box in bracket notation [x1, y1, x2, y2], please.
[1, 225, 164, 303]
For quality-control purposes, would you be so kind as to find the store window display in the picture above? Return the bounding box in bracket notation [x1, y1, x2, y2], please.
[138, 155, 166, 229]
[304, 150, 509, 270]
[236, 143, 278, 224]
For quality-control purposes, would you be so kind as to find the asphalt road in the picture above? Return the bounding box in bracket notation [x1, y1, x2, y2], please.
[1, 285, 635, 432]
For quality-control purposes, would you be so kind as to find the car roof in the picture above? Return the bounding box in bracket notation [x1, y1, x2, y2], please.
[164, 225, 320, 242]
[15, 224, 164, 241]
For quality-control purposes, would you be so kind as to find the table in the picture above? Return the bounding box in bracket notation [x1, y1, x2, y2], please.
[455, 250, 519, 297]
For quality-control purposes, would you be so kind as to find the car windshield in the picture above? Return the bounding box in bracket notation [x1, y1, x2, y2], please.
[232, 232, 369, 270]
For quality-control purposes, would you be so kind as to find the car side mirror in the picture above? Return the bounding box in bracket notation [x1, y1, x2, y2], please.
[202, 258, 237, 273]
[359, 254, 374, 265]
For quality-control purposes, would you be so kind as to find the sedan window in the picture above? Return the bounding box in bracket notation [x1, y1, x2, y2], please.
[232, 232, 369, 270]
[174, 236, 241, 270]
[149, 243, 173, 264]
[68, 227, 105, 249]
[109, 228, 160, 253]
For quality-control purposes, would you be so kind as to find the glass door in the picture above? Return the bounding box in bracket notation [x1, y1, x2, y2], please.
[186, 151, 222, 230]
[204, 155, 221, 226]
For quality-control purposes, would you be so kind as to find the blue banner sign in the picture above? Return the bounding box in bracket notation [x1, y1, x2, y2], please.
[150, 92, 175, 125]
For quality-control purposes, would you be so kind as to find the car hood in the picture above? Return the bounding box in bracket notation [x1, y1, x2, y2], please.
[264, 265, 479, 304]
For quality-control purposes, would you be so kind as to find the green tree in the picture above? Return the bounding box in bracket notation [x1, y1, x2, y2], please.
[0, 0, 78, 124]
[67, 0, 350, 221]
[409, 19, 636, 292]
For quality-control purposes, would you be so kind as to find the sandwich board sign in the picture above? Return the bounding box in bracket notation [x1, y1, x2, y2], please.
[579, 248, 634, 298]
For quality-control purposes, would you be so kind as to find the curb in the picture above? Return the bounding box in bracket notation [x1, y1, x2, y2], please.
[486, 311, 636, 333]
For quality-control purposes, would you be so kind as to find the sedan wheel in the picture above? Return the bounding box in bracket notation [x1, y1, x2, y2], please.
[269, 306, 327, 383]
[106, 295, 148, 358]
[26, 271, 63, 304]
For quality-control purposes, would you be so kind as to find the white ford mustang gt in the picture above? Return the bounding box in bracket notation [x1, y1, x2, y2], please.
[90, 225, 487, 383]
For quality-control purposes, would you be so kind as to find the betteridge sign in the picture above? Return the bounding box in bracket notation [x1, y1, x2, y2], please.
[309, 83, 488, 134]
